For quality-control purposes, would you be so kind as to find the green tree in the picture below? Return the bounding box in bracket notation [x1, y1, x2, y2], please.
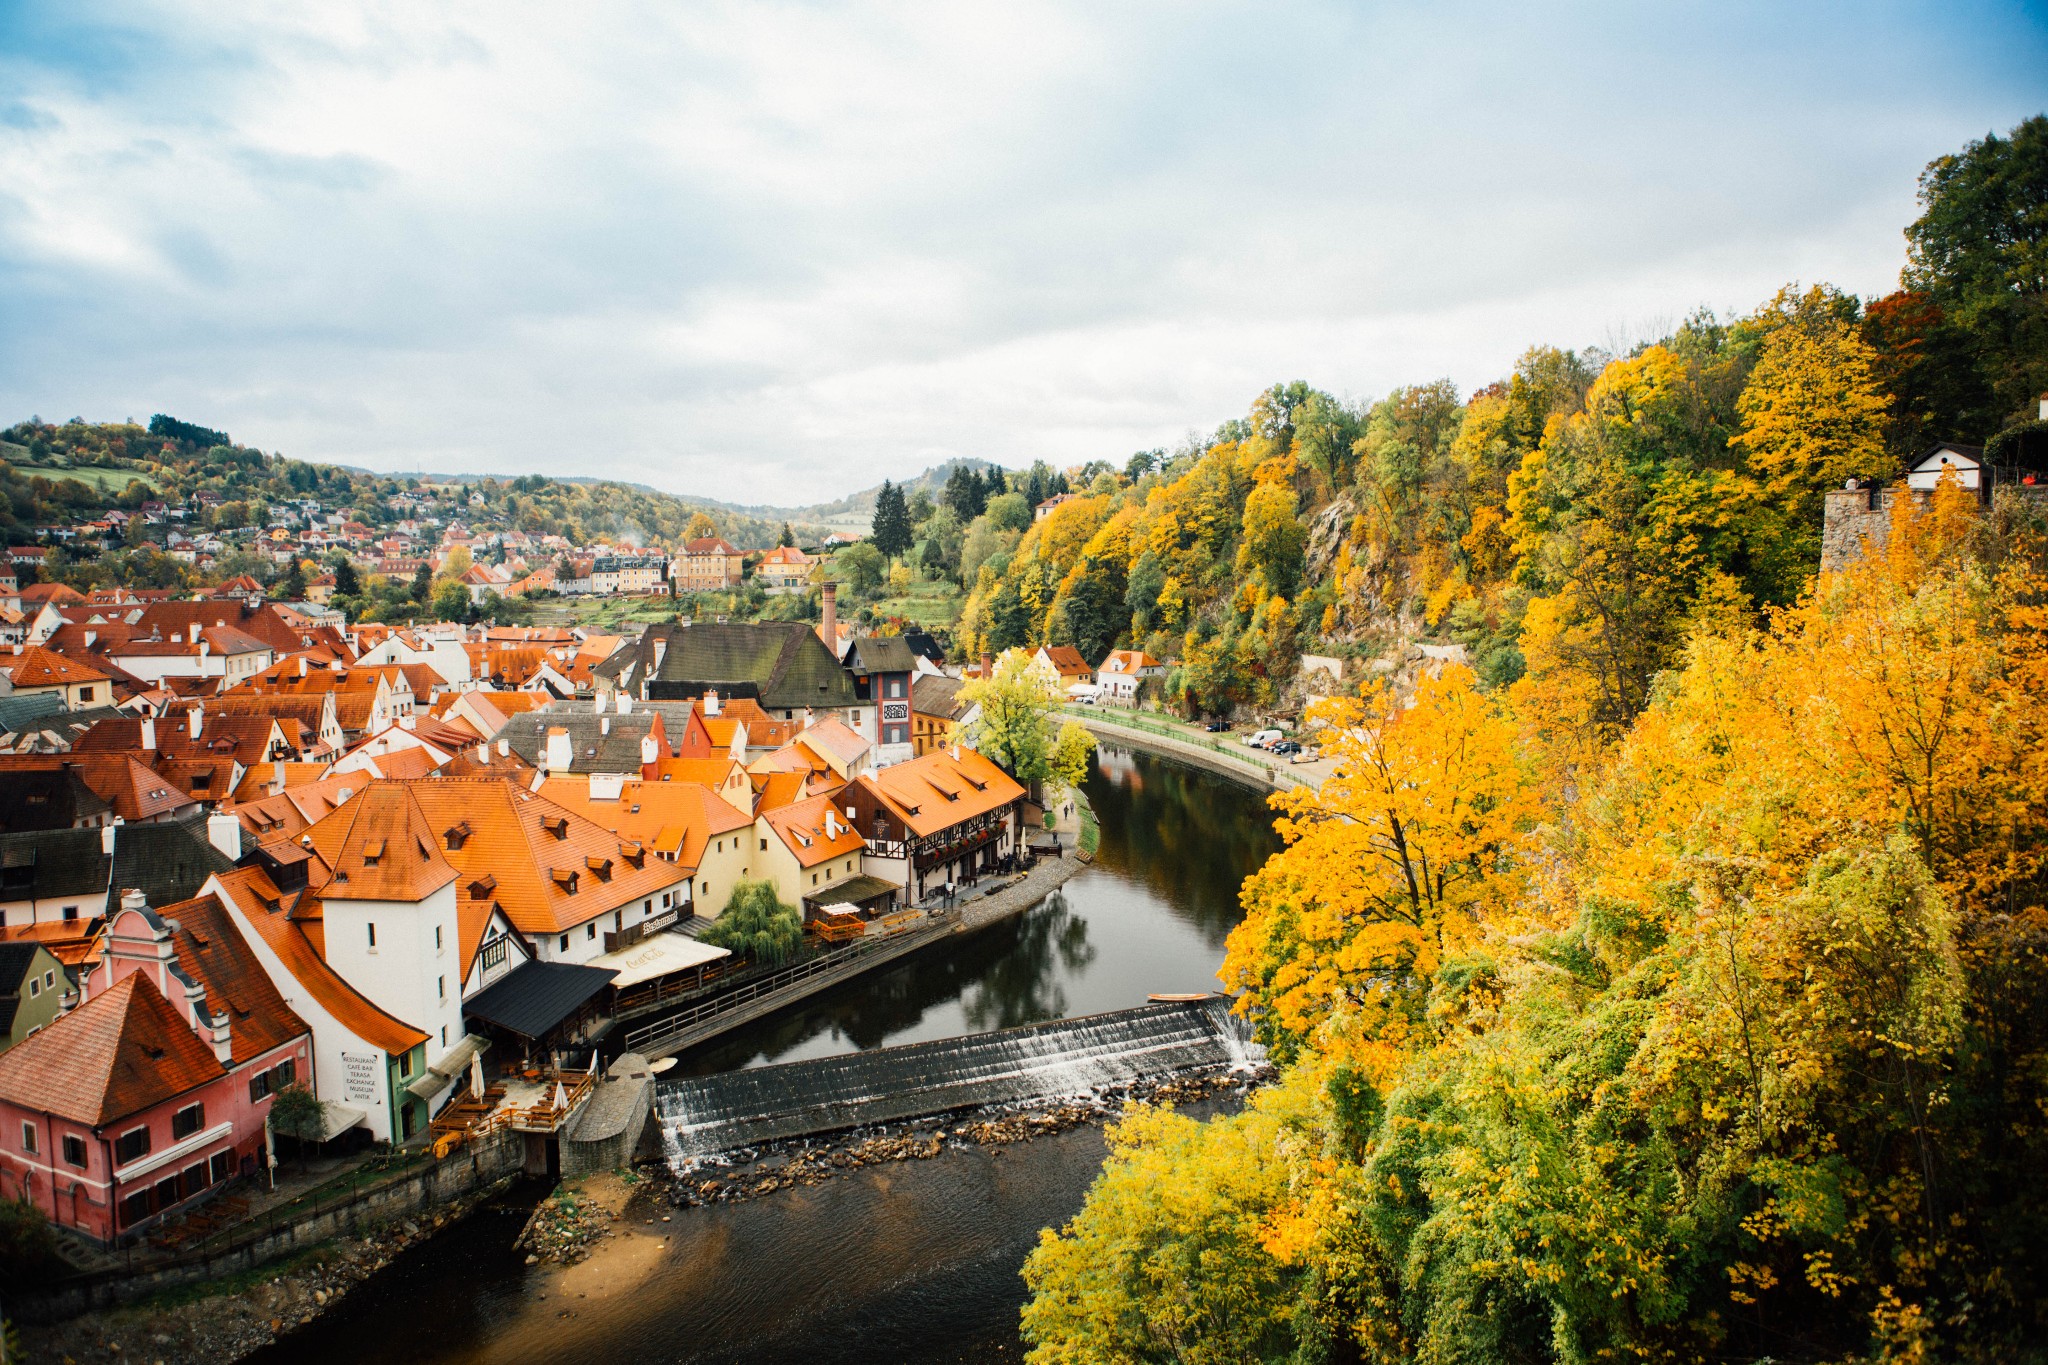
[779, 521, 795, 547]
[432, 577, 471, 621]
[410, 561, 432, 602]
[833, 541, 887, 593]
[701, 879, 805, 966]
[268, 1082, 329, 1173]
[960, 649, 1069, 791]
[332, 558, 360, 596]
[945, 463, 989, 521]
[872, 480, 913, 560]
[1904, 114, 2048, 426]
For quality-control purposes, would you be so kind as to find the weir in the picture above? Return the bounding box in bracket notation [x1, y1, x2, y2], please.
[654, 997, 1261, 1167]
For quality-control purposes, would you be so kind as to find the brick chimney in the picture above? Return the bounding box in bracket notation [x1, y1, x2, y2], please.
[820, 581, 837, 650]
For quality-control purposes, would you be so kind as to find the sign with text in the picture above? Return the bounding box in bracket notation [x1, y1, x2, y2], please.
[341, 1050, 382, 1106]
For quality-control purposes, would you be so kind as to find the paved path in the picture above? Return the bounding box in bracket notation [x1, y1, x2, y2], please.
[1065, 708, 1337, 793]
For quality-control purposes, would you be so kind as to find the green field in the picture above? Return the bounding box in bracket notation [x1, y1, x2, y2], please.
[0, 445, 156, 495]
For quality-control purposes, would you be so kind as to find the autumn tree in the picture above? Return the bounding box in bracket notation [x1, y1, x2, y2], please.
[685, 510, 719, 540]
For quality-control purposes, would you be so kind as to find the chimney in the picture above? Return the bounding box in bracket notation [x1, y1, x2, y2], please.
[820, 580, 837, 648]
[189, 707, 203, 739]
[299, 655, 309, 677]
[475, 741, 490, 765]
[140, 717, 156, 751]
[704, 689, 720, 717]
[497, 737, 510, 758]
[122, 888, 147, 915]
[640, 734, 659, 770]
[207, 810, 243, 861]
[980, 652, 992, 679]
[617, 693, 631, 715]
[208, 1009, 233, 1065]
[83, 630, 95, 648]
[545, 726, 572, 773]
[600, 716, 611, 736]
[102, 823, 118, 856]
[825, 808, 840, 839]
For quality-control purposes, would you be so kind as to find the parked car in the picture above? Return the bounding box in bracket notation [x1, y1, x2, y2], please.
[1244, 728, 1282, 748]
[1202, 720, 1228, 732]
[1289, 748, 1320, 765]
[1270, 740, 1302, 755]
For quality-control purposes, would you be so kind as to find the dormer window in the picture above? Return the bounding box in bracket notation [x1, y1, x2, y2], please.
[541, 816, 569, 839]
[361, 838, 385, 867]
[552, 868, 580, 894]
[468, 873, 497, 899]
[586, 856, 613, 881]
[444, 821, 472, 851]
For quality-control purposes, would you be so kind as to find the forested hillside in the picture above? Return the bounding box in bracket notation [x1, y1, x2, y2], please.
[955, 117, 2048, 729]
[1015, 119, 2048, 1365]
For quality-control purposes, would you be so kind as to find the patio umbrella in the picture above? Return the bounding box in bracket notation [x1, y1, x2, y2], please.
[553, 1080, 568, 1111]
[470, 1051, 484, 1099]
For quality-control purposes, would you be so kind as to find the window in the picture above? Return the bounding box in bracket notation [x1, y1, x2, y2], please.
[397, 1051, 414, 1079]
[182, 1160, 210, 1198]
[250, 1070, 272, 1103]
[210, 1151, 232, 1184]
[119, 1190, 151, 1227]
[79, 686, 95, 702]
[63, 1134, 86, 1168]
[558, 933, 569, 952]
[273, 1058, 295, 1089]
[481, 937, 508, 970]
[435, 925, 444, 950]
[367, 922, 377, 949]
[20, 1121, 35, 1154]
[62, 904, 78, 923]
[760, 838, 767, 851]
[644, 899, 652, 915]
[114, 1127, 150, 1165]
[585, 923, 596, 940]
[441, 1025, 448, 1046]
[437, 975, 446, 999]
[172, 1103, 205, 1140]
[26, 977, 37, 999]
[42, 969, 53, 989]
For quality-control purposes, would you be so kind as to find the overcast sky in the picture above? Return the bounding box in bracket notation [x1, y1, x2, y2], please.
[2, 2, 2043, 504]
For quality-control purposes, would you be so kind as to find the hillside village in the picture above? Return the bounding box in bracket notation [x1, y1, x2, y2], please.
[0, 549, 1140, 1250]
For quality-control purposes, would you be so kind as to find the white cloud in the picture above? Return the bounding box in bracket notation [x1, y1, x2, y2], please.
[1, 0, 2042, 501]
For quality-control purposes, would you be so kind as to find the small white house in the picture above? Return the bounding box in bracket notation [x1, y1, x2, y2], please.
[1094, 649, 1164, 704]
[1906, 443, 1985, 492]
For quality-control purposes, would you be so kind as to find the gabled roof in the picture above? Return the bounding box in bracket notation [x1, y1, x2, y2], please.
[1098, 649, 1160, 673]
[1035, 645, 1091, 678]
[0, 767, 112, 832]
[0, 973, 225, 1126]
[4, 645, 112, 687]
[797, 716, 869, 768]
[636, 622, 856, 710]
[763, 793, 866, 868]
[682, 537, 740, 556]
[226, 771, 365, 842]
[537, 776, 751, 868]
[911, 675, 968, 721]
[853, 745, 1026, 839]
[497, 709, 669, 774]
[845, 636, 918, 675]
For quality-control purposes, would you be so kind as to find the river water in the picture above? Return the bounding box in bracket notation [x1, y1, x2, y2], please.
[244, 745, 1280, 1365]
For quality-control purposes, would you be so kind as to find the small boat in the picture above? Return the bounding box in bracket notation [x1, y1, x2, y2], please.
[649, 1057, 678, 1074]
[1146, 992, 1217, 1002]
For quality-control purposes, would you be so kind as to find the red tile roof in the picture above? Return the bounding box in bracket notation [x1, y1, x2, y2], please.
[155, 893, 312, 1065]
[0, 973, 224, 1126]
[4, 644, 112, 687]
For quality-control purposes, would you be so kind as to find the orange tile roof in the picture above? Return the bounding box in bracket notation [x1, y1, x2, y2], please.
[301, 783, 459, 902]
[226, 771, 365, 841]
[853, 745, 1026, 839]
[537, 777, 751, 868]
[230, 762, 331, 803]
[1037, 645, 1091, 678]
[211, 867, 429, 1055]
[0, 921, 105, 970]
[0, 754, 198, 823]
[299, 779, 687, 948]
[4, 644, 112, 687]
[0, 973, 225, 1126]
[763, 793, 866, 868]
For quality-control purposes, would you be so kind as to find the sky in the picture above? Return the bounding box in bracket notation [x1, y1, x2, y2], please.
[2, 2, 2044, 505]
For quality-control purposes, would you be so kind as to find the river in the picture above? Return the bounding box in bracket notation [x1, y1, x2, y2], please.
[243, 744, 1281, 1365]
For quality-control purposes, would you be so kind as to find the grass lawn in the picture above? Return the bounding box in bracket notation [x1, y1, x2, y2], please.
[4, 451, 156, 495]
[863, 575, 965, 629]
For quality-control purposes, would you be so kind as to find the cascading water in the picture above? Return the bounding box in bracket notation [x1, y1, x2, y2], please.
[655, 997, 1263, 1167]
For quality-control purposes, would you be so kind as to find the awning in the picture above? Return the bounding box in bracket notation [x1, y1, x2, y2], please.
[405, 1034, 491, 1102]
[807, 874, 901, 909]
[463, 960, 618, 1040]
[586, 931, 731, 990]
[316, 1102, 367, 1141]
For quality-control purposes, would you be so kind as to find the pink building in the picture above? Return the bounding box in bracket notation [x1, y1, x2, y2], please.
[0, 891, 311, 1244]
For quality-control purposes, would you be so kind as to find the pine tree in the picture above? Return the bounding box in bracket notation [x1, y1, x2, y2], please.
[946, 464, 987, 521]
[779, 521, 795, 547]
[871, 480, 913, 561]
[333, 558, 360, 596]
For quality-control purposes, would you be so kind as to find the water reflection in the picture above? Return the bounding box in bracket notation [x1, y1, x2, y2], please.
[678, 746, 1280, 1074]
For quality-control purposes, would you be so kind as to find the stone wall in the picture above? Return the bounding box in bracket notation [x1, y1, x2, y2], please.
[1821, 485, 1896, 572]
[561, 1053, 656, 1179]
[15, 1129, 526, 1323]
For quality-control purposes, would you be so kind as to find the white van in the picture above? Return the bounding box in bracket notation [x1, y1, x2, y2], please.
[1244, 728, 1283, 749]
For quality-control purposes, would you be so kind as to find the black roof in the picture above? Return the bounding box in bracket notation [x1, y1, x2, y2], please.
[0, 692, 65, 736]
[901, 631, 946, 665]
[911, 674, 969, 721]
[0, 941, 50, 993]
[0, 815, 232, 911]
[0, 769, 112, 833]
[464, 959, 617, 1040]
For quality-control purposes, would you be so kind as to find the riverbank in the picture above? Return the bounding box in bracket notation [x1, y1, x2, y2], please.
[1066, 709, 1330, 793]
[18, 1178, 521, 1365]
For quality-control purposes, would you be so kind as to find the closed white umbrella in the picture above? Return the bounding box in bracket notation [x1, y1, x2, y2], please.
[552, 1080, 568, 1111]
[470, 1050, 484, 1099]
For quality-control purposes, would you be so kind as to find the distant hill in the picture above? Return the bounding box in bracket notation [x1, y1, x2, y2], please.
[702, 458, 1009, 530]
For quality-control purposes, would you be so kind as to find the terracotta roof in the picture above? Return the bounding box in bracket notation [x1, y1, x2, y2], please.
[299, 779, 686, 947]
[683, 537, 740, 555]
[0, 973, 225, 1126]
[1098, 649, 1160, 673]
[763, 793, 866, 868]
[537, 776, 751, 868]
[797, 716, 869, 769]
[301, 783, 459, 902]
[1036, 645, 1091, 678]
[226, 771, 365, 841]
[210, 867, 428, 1055]
[230, 762, 331, 803]
[852, 745, 1025, 839]
[153, 892, 312, 1065]
[4, 645, 112, 687]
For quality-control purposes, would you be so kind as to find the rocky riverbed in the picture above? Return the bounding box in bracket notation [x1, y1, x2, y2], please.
[19, 1183, 513, 1365]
